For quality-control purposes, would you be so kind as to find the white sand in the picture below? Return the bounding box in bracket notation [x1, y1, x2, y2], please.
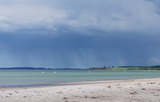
[0, 78, 160, 102]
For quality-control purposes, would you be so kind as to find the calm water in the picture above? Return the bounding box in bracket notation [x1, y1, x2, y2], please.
[0, 69, 160, 87]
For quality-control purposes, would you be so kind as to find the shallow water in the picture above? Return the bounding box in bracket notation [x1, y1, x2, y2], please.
[0, 69, 160, 87]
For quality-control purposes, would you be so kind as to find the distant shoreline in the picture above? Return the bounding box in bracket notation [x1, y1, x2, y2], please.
[0, 67, 85, 70]
[1, 65, 160, 70]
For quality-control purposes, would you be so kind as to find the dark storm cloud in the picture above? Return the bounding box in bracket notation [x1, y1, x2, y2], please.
[0, 0, 160, 67]
[0, 28, 160, 67]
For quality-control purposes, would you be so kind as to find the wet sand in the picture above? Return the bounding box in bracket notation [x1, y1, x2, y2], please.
[0, 78, 160, 102]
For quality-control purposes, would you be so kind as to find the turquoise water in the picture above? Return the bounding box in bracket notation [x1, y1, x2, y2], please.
[0, 69, 160, 87]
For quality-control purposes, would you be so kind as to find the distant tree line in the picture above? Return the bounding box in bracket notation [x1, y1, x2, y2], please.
[89, 65, 160, 70]
[89, 66, 114, 70]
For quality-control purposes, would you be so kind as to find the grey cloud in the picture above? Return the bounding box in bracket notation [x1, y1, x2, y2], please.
[45, 0, 160, 32]
[0, 0, 160, 33]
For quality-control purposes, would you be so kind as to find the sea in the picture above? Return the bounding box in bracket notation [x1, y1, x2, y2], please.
[0, 69, 160, 87]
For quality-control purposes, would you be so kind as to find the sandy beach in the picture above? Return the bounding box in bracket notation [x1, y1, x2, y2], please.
[0, 78, 160, 102]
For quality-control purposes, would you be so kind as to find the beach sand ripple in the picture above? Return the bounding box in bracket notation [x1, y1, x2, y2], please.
[0, 78, 160, 102]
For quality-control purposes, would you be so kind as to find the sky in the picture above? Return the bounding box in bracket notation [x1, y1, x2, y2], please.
[0, 0, 160, 68]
